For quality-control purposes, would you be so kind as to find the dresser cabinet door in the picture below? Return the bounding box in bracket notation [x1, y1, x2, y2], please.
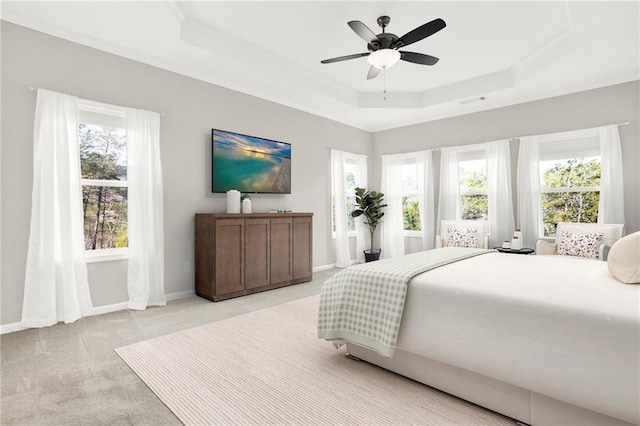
[293, 216, 313, 280]
[214, 219, 244, 296]
[245, 218, 271, 289]
[270, 218, 293, 284]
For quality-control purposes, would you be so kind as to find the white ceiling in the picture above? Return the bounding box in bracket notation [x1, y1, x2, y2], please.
[2, 1, 639, 131]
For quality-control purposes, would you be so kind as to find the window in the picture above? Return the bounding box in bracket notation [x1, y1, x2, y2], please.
[458, 152, 488, 220]
[343, 160, 358, 233]
[332, 159, 361, 235]
[401, 160, 421, 232]
[78, 101, 128, 259]
[331, 152, 367, 237]
[537, 132, 601, 238]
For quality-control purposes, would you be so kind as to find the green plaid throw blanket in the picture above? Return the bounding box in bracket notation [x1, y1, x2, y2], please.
[317, 247, 493, 357]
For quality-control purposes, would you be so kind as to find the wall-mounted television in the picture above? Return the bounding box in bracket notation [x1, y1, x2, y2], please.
[212, 129, 291, 194]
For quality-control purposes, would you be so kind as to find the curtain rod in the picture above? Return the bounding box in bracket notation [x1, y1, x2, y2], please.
[509, 121, 631, 142]
[28, 86, 165, 117]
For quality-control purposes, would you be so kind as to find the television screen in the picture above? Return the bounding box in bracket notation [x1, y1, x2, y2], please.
[212, 129, 291, 194]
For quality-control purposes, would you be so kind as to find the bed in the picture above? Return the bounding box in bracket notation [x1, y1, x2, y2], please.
[318, 248, 640, 426]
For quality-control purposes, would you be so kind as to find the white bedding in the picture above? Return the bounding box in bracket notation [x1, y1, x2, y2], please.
[395, 252, 640, 424]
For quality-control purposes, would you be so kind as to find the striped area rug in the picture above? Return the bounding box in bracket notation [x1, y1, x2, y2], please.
[115, 295, 514, 425]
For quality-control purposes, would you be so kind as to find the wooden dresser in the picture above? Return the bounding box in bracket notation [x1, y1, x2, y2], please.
[195, 213, 313, 301]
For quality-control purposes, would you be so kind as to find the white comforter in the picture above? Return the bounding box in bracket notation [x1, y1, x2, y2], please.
[397, 252, 640, 424]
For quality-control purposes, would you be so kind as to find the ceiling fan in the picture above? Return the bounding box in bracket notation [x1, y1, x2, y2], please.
[321, 15, 446, 80]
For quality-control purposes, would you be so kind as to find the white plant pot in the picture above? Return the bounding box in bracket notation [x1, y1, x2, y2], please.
[242, 199, 252, 214]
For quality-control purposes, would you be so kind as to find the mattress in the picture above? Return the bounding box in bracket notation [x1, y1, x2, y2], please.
[395, 252, 640, 424]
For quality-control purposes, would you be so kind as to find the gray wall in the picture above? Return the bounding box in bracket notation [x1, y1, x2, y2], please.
[373, 81, 640, 249]
[1, 22, 372, 325]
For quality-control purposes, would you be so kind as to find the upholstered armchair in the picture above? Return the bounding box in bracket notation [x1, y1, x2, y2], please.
[536, 222, 624, 261]
[436, 220, 489, 249]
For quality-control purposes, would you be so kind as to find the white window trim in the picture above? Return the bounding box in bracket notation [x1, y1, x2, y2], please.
[85, 247, 129, 263]
[541, 186, 600, 193]
[79, 99, 126, 117]
[79, 100, 129, 261]
[404, 230, 423, 238]
[81, 178, 128, 188]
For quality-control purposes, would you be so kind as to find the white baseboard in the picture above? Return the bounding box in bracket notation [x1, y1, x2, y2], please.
[0, 289, 198, 335]
[165, 289, 195, 301]
[313, 263, 337, 272]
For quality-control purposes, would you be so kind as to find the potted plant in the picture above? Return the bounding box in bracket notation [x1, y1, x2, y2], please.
[241, 194, 252, 214]
[351, 187, 387, 262]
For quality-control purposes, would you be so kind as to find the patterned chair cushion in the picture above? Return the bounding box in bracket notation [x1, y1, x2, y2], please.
[447, 227, 479, 248]
[556, 231, 604, 259]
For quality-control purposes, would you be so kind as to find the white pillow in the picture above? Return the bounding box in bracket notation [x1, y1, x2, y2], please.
[556, 231, 603, 259]
[607, 232, 640, 284]
[447, 227, 478, 248]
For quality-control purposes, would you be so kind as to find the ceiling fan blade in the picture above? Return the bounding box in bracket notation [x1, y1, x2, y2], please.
[367, 66, 381, 80]
[399, 51, 440, 65]
[321, 52, 370, 64]
[394, 18, 446, 48]
[348, 20, 380, 47]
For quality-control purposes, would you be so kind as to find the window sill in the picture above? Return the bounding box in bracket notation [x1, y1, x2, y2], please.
[85, 249, 129, 263]
[404, 231, 423, 238]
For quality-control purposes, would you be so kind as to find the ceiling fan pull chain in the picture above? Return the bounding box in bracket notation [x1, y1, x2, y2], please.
[383, 69, 387, 101]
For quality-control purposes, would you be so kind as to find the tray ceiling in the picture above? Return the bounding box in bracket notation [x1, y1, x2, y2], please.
[2, 1, 638, 131]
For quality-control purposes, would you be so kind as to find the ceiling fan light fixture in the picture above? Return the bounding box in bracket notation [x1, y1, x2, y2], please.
[368, 49, 401, 69]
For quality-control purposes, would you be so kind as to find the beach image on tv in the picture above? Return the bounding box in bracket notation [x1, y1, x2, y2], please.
[212, 130, 291, 193]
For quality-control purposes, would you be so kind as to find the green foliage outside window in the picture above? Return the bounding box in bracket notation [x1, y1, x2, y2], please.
[403, 197, 421, 231]
[460, 167, 488, 220]
[79, 123, 128, 250]
[461, 194, 488, 220]
[541, 158, 600, 237]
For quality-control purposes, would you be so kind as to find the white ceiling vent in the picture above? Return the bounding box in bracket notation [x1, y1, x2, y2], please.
[460, 96, 487, 105]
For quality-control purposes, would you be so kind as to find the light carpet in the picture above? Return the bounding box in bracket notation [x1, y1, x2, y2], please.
[116, 295, 514, 425]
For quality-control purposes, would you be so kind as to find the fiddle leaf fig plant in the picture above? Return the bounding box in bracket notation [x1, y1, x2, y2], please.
[351, 187, 387, 254]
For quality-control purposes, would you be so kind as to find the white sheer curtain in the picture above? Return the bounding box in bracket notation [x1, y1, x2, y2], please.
[436, 147, 460, 236]
[487, 140, 515, 247]
[330, 149, 351, 267]
[126, 108, 166, 309]
[380, 154, 405, 258]
[353, 156, 369, 263]
[22, 89, 94, 327]
[598, 125, 625, 225]
[516, 136, 541, 248]
[416, 150, 435, 250]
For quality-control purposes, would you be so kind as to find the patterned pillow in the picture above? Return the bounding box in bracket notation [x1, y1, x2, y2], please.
[447, 227, 478, 248]
[557, 231, 604, 258]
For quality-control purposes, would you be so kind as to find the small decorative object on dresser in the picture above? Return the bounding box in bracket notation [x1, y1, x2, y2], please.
[241, 194, 252, 214]
[226, 190, 241, 213]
